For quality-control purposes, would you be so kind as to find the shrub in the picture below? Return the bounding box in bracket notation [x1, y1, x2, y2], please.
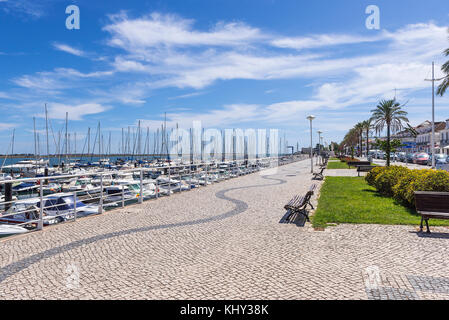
[367, 165, 449, 207]
[365, 166, 387, 186]
[340, 157, 360, 163]
[373, 166, 409, 196]
[392, 169, 421, 206]
[393, 169, 449, 207]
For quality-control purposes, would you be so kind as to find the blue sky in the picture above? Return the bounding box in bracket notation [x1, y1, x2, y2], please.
[1, 0, 449, 154]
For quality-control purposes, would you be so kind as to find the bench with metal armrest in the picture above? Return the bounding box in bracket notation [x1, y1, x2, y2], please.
[414, 191, 449, 233]
[284, 184, 317, 222]
[356, 165, 376, 176]
[312, 167, 325, 180]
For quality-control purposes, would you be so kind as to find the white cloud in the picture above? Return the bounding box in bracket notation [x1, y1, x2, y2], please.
[102, 11, 449, 99]
[104, 12, 265, 50]
[13, 68, 114, 90]
[0, 92, 11, 99]
[6, 10, 449, 143]
[37, 103, 110, 121]
[0, 123, 15, 131]
[52, 43, 85, 57]
[1, 0, 48, 18]
[168, 91, 206, 100]
[271, 33, 386, 50]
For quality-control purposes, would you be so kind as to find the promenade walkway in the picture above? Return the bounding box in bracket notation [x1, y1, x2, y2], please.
[1, 159, 449, 300]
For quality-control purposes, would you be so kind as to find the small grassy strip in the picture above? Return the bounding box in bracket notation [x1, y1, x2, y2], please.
[312, 176, 449, 229]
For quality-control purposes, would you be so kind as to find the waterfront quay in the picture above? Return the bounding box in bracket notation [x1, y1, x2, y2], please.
[1, 159, 449, 299]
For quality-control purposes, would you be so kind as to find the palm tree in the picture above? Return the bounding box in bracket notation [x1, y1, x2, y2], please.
[370, 99, 409, 166]
[437, 31, 449, 96]
[361, 119, 372, 157]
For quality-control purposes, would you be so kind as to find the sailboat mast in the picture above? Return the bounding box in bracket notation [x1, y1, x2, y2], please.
[121, 128, 124, 156]
[33, 117, 37, 162]
[138, 120, 141, 159]
[11, 128, 15, 155]
[98, 122, 101, 158]
[65, 112, 68, 161]
[87, 127, 91, 158]
[45, 103, 49, 160]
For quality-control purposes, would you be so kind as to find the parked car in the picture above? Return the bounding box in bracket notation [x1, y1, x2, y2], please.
[390, 153, 399, 162]
[406, 153, 415, 163]
[427, 153, 448, 166]
[397, 152, 407, 162]
[413, 153, 430, 165]
[376, 151, 386, 159]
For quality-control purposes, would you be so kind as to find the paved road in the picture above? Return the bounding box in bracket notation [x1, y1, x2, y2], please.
[1, 159, 449, 300]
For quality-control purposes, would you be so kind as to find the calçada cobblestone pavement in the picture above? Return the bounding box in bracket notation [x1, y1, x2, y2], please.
[1, 159, 449, 300]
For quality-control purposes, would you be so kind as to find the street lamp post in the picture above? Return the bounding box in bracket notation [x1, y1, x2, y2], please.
[317, 130, 322, 165]
[307, 115, 316, 173]
[425, 61, 446, 169]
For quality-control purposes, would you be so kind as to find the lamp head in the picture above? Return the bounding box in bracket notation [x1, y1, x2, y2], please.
[307, 115, 316, 121]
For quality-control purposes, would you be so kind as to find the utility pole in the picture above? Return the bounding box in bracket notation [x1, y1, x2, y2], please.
[425, 62, 446, 169]
[307, 115, 316, 173]
[317, 130, 322, 165]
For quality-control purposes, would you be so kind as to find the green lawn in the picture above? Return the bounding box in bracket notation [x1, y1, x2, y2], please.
[329, 157, 340, 160]
[312, 177, 449, 229]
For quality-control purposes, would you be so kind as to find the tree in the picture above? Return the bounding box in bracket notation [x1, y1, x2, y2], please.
[437, 30, 449, 96]
[342, 127, 358, 157]
[370, 99, 409, 166]
[404, 123, 418, 138]
[373, 138, 402, 154]
[361, 119, 372, 157]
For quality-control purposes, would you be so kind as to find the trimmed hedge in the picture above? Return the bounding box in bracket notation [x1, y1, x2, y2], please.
[373, 166, 409, 196]
[340, 157, 360, 163]
[366, 166, 449, 207]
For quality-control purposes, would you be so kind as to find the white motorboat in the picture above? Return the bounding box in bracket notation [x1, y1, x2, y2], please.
[0, 224, 28, 238]
[0, 194, 18, 202]
[2, 159, 49, 173]
[104, 186, 135, 203]
[0, 198, 59, 226]
[12, 182, 39, 194]
[0, 193, 100, 226]
[40, 193, 100, 219]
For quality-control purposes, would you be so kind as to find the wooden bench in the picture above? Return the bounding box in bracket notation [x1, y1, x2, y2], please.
[284, 184, 317, 222]
[312, 167, 325, 180]
[356, 165, 376, 176]
[320, 159, 328, 168]
[414, 191, 449, 233]
[347, 161, 371, 168]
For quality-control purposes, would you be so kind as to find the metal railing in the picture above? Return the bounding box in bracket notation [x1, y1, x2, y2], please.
[0, 155, 307, 234]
